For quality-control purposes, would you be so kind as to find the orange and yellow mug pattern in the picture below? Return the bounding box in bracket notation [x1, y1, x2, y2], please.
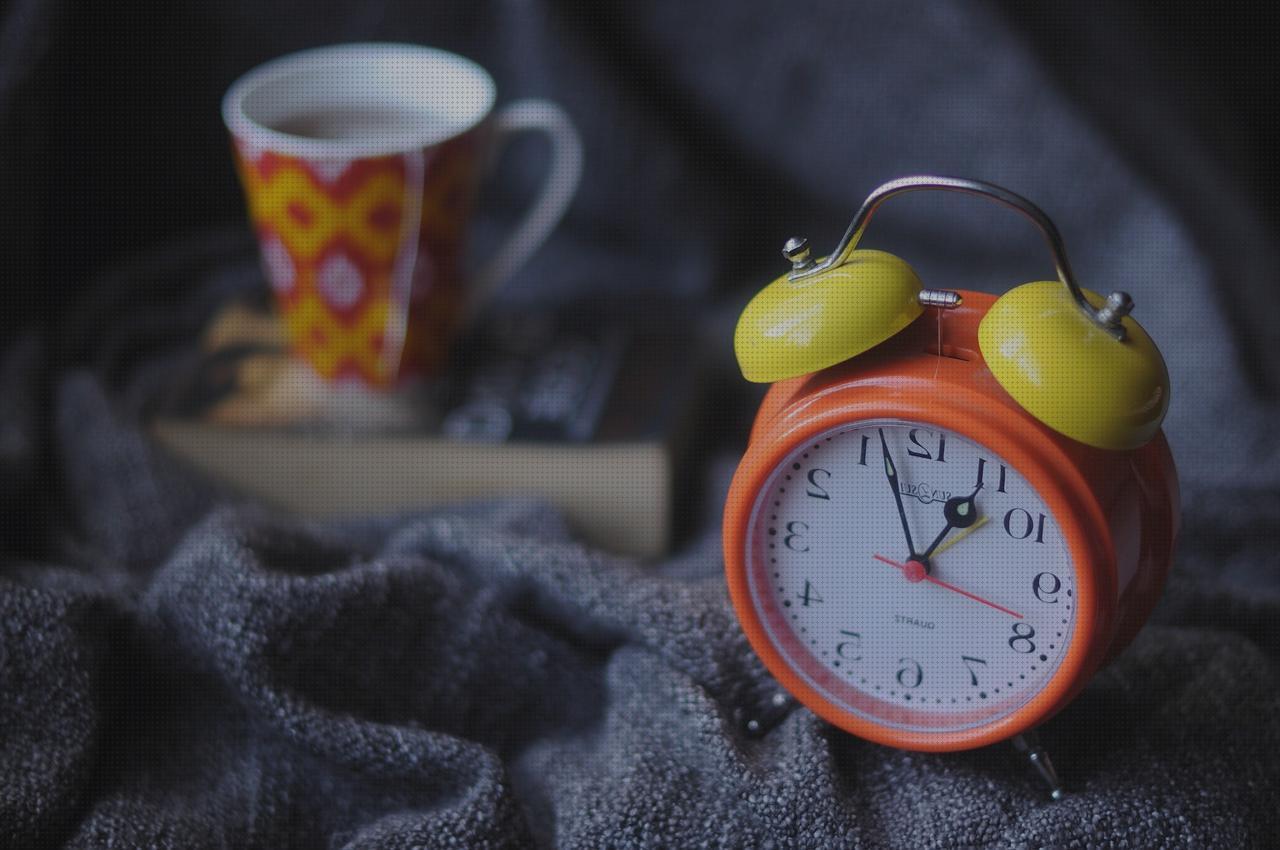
[233, 131, 482, 386]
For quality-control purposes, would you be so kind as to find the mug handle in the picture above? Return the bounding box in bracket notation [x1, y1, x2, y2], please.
[469, 99, 583, 317]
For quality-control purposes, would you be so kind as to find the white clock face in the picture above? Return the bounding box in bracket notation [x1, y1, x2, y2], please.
[746, 420, 1078, 734]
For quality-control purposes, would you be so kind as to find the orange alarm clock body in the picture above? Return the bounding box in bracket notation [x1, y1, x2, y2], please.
[724, 290, 1179, 752]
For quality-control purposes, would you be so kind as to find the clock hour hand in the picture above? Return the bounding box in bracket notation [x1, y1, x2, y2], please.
[920, 487, 982, 560]
[878, 429, 918, 559]
[930, 515, 989, 558]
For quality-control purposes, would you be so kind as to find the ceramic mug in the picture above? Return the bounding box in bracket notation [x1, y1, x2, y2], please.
[222, 43, 582, 387]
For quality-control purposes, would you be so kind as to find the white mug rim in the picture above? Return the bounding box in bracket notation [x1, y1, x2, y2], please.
[222, 42, 497, 159]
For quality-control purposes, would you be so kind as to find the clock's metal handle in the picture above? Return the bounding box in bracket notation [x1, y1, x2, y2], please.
[783, 175, 1133, 340]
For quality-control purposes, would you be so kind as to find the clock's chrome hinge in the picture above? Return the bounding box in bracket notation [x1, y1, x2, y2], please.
[918, 289, 963, 309]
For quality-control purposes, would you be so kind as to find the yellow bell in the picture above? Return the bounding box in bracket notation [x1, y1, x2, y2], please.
[734, 249, 923, 383]
[978, 281, 1169, 450]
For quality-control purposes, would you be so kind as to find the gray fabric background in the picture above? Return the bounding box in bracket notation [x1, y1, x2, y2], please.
[2, 1, 1279, 847]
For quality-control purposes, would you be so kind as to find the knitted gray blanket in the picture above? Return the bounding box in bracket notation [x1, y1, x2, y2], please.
[2, 356, 1278, 847]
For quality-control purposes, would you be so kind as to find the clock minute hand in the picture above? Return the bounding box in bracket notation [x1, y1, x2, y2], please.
[878, 429, 918, 558]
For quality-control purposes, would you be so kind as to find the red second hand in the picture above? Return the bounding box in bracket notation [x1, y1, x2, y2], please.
[872, 555, 1024, 619]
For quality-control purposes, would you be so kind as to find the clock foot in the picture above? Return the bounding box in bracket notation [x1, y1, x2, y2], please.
[1011, 730, 1064, 801]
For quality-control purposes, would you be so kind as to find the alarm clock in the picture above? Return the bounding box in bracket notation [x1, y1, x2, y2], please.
[723, 176, 1179, 796]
